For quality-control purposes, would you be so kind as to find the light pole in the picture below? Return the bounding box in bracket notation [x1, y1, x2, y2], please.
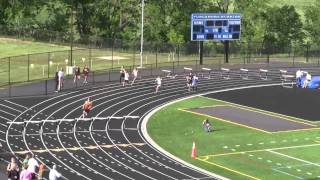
[140, 0, 145, 68]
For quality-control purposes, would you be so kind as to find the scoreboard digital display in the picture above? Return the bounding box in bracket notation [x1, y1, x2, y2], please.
[191, 13, 241, 41]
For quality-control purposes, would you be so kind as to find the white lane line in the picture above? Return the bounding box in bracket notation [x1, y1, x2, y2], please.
[0, 104, 22, 113]
[272, 168, 303, 179]
[92, 77, 261, 179]
[0, 109, 17, 117]
[268, 150, 320, 168]
[4, 100, 28, 110]
[38, 77, 175, 179]
[0, 115, 12, 121]
[8, 73, 280, 179]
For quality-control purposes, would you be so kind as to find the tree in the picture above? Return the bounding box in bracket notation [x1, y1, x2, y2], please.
[263, 5, 303, 52]
[304, 0, 320, 45]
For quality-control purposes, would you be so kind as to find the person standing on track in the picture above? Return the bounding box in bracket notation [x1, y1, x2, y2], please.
[81, 98, 93, 118]
[27, 155, 38, 180]
[123, 70, 130, 87]
[54, 71, 59, 93]
[73, 66, 81, 85]
[155, 76, 162, 94]
[131, 68, 138, 86]
[120, 66, 125, 84]
[83, 65, 90, 85]
[57, 68, 64, 92]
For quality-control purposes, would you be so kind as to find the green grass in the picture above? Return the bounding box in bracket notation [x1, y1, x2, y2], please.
[147, 96, 320, 179]
[0, 38, 70, 58]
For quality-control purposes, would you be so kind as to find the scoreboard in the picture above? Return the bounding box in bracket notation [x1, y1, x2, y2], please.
[191, 13, 241, 41]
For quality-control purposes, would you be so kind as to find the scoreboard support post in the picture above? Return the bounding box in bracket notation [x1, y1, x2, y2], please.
[199, 41, 204, 65]
[224, 41, 229, 63]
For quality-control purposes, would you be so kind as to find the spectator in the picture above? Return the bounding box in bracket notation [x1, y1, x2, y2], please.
[19, 165, 32, 180]
[7, 157, 19, 180]
[27, 155, 38, 180]
[57, 68, 64, 92]
[22, 154, 30, 170]
[202, 119, 213, 132]
[83, 65, 90, 85]
[49, 165, 61, 180]
[38, 163, 45, 180]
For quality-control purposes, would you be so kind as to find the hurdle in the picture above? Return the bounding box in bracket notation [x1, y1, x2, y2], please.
[184, 67, 193, 75]
[281, 74, 295, 88]
[240, 68, 249, 80]
[259, 69, 268, 80]
[201, 67, 212, 79]
[220, 68, 230, 80]
[161, 69, 176, 79]
[279, 69, 288, 81]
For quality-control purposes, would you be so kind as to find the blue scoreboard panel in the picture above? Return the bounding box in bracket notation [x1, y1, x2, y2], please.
[191, 13, 241, 41]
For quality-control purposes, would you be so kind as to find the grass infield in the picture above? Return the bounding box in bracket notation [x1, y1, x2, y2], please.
[147, 96, 320, 179]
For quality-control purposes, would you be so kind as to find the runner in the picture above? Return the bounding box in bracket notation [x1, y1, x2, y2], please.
[83, 65, 90, 85]
[123, 70, 130, 87]
[81, 98, 93, 118]
[73, 66, 81, 85]
[57, 68, 64, 92]
[155, 76, 162, 94]
[120, 66, 125, 84]
[186, 72, 193, 91]
[131, 68, 138, 86]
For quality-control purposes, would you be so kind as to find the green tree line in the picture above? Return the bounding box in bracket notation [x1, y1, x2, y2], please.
[0, 0, 320, 47]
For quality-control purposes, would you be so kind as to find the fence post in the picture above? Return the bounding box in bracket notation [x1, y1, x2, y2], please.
[172, 61, 175, 74]
[45, 80, 48, 96]
[27, 54, 30, 81]
[8, 57, 11, 85]
[47, 52, 50, 78]
[92, 71, 95, 85]
[112, 39, 114, 69]
[156, 47, 158, 68]
[89, 47, 92, 69]
[150, 64, 153, 77]
[177, 44, 180, 66]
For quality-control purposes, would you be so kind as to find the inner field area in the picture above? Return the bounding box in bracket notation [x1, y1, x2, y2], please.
[147, 93, 320, 180]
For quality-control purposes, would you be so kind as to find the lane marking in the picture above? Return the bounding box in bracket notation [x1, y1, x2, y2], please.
[0, 109, 17, 117]
[13, 143, 146, 154]
[0, 104, 22, 113]
[4, 100, 28, 109]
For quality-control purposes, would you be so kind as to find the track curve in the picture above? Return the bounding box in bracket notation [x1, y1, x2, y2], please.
[4, 69, 285, 179]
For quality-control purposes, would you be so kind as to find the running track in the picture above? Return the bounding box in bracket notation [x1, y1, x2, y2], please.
[0, 68, 311, 179]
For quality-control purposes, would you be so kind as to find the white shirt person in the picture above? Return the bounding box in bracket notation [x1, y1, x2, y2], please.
[49, 165, 62, 180]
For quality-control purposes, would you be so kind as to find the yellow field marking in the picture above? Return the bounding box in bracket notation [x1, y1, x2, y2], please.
[196, 157, 261, 180]
[273, 127, 320, 133]
[14, 143, 145, 154]
[179, 109, 271, 134]
[201, 96, 319, 124]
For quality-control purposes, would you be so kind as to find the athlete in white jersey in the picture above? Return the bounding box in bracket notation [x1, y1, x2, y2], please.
[155, 76, 162, 94]
[131, 68, 138, 86]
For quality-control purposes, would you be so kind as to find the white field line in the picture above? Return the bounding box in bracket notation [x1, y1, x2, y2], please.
[267, 150, 320, 168]
[272, 168, 303, 179]
[4, 100, 28, 109]
[268, 143, 320, 152]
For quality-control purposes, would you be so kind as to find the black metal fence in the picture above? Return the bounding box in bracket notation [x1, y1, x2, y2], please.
[1, 27, 320, 95]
